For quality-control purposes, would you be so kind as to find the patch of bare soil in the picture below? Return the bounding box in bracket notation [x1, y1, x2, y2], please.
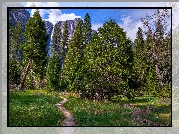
[55, 98, 76, 126]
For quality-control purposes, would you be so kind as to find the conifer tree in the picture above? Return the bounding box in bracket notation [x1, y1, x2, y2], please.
[134, 27, 145, 54]
[9, 21, 23, 86]
[133, 27, 146, 93]
[18, 10, 48, 90]
[144, 30, 157, 95]
[63, 20, 83, 90]
[83, 13, 92, 49]
[61, 21, 69, 68]
[46, 52, 61, 90]
[76, 19, 136, 100]
[9, 21, 23, 61]
[51, 21, 61, 55]
[46, 21, 62, 90]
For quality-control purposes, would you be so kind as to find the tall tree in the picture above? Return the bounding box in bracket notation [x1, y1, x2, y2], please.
[75, 19, 136, 100]
[9, 21, 23, 86]
[18, 10, 48, 90]
[83, 13, 92, 49]
[133, 27, 146, 93]
[9, 21, 23, 61]
[46, 52, 61, 90]
[63, 20, 83, 90]
[51, 21, 61, 55]
[46, 21, 62, 90]
[144, 30, 157, 95]
[134, 27, 145, 54]
[141, 9, 171, 96]
[61, 21, 69, 68]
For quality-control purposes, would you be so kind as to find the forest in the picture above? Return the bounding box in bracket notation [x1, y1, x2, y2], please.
[9, 9, 171, 126]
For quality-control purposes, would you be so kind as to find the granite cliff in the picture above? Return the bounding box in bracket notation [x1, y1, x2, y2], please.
[9, 9, 96, 52]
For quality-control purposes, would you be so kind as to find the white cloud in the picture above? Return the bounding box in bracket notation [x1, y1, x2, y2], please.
[26, 2, 81, 25]
[92, 18, 143, 42]
[91, 17, 144, 42]
[92, 24, 103, 31]
[45, 11, 81, 25]
[121, 16, 132, 26]
[29, 9, 48, 18]
[119, 16, 144, 42]
[26, 2, 61, 18]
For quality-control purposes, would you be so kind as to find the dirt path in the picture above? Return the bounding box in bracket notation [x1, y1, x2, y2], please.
[55, 98, 76, 126]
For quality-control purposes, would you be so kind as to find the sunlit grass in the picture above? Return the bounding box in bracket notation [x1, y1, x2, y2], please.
[9, 89, 64, 126]
[63, 96, 135, 126]
[63, 95, 171, 126]
[8, 90, 171, 126]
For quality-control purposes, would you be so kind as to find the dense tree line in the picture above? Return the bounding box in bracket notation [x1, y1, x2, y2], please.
[9, 9, 171, 101]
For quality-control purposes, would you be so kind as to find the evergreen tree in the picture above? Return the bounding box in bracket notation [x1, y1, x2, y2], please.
[46, 52, 61, 90]
[46, 21, 64, 91]
[75, 19, 135, 100]
[61, 21, 69, 68]
[134, 27, 145, 54]
[144, 30, 157, 95]
[9, 21, 23, 86]
[133, 27, 146, 94]
[83, 13, 92, 49]
[63, 20, 83, 90]
[145, 30, 153, 53]
[9, 21, 23, 61]
[51, 21, 61, 55]
[18, 10, 48, 90]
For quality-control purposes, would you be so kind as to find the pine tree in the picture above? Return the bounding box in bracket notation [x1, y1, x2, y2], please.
[133, 27, 146, 93]
[61, 21, 69, 68]
[145, 30, 153, 54]
[51, 21, 61, 55]
[46, 52, 61, 90]
[9, 21, 23, 86]
[63, 20, 83, 90]
[18, 10, 48, 90]
[47, 21, 64, 91]
[134, 27, 145, 54]
[83, 13, 92, 49]
[144, 30, 157, 95]
[9, 21, 23, 61]
[76, 18, 135, 100]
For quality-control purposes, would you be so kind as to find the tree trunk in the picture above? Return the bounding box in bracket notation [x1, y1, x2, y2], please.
[17, 59, 31, 90]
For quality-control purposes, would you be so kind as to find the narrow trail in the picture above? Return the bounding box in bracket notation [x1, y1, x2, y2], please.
[55, 98, 76, 126]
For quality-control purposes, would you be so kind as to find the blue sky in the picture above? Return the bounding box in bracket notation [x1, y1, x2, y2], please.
[26, 9, 154, 24]
[19, 2, 172, 42]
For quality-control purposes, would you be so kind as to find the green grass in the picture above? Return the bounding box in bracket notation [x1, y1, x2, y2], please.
[9, 89, 64, 126]
[63, 96, 134, 126]
[63, 95, 171, 126]
[9, 89, 171, 126]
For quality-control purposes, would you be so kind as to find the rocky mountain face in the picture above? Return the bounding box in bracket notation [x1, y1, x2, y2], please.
[9, 9, 30, 28]
[9, 9, 96, 54]
[58, 18, 82, 40]
[44, 21, 54, 54]
[9, 9, 53, 50]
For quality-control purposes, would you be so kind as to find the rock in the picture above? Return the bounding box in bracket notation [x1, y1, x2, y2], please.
[9, 9, 96, 55]
[44, 21, 53, 55]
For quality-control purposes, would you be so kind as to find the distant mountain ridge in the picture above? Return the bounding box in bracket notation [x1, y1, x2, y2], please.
[9, 9, 96, 53]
